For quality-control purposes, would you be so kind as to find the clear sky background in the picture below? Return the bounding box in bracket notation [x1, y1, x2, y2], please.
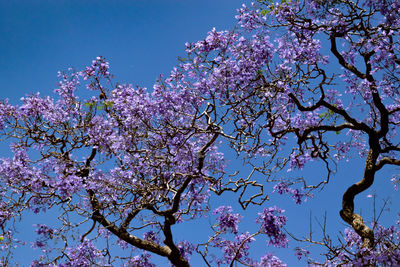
[1, 1, 399, 266]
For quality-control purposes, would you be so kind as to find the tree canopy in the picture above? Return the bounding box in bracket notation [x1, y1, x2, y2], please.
[0, 0, 400, 266]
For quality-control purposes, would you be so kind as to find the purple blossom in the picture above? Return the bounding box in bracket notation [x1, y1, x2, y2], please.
[256, 207, 288, 248]
[212, 232, 256, 265]
[294, 247, 310, 260]
[177, 240, 195, 261]
[235, 3, 266, 30]
[61, 240, 105, 266]
[81, 56, 111, 82]
[259, 253, 286, 267]
[127, 253, 156, 267]
[213, 206, 242, 234]
[273, 182, 306, 204]
[143, 231, 158, 243]
[320, 224, 400, 266]
[288, 152, 312, 171]
[34, 224, 55, 239]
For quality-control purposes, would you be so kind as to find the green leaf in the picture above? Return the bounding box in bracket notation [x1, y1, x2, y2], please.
[319, 109, 336, 120]
[257, 69, 265, 75]
[84, 102, 94, 108]
[260, 9, 270, 16]
[104, 101, 114, 107]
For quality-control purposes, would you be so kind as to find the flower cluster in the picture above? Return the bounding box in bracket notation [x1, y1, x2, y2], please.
[322, 224, 400, 266]
[62, 240, 105, 266]
[127, 253, 155, 267]
[213, 206, 242, 234]
[273, 182, 305, 204]
[257, 207, 288, 248]
[259, 253, 287, 267]
[211, 232, 256, 266]
[31, 224, 55, 250]
[82, 56, 111, 82]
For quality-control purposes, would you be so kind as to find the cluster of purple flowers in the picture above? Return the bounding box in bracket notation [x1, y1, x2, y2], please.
[273, 182, 305, 204]
[257, 207, 288, 248]
[324, 224, 400, 266]
[213, 206, 242, 234]
[127, 253, 155, 267]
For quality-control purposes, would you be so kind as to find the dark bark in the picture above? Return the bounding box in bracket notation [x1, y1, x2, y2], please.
[340, 149, 377, 248]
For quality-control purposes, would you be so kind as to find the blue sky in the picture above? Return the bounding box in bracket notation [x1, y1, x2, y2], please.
[1, 1, 399, 266]
[1, 0, 244, 99]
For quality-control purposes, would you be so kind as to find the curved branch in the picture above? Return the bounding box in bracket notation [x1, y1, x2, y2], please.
[330, 34, 366, 79]
[375, 157, 400, 171]
[288, 92, 324, 112]
[321, 100, 372, 134]
[297, 123, 356, 144]
[363, 57, 389, 139]
[120, 209, 142, 231]
[81, 148, 190, 266]
[340, 149, 377, 248]
[169, 132, 220, 215]
[288, 92, 372, 135]
[89, 189, 192, 266]
[380, 145, 400, 153]
[158, 132, 219, 267]
[330, 33, 389, 139]
[90, 206, 172, 257]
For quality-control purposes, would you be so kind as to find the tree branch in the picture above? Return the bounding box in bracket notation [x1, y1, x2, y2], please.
[330, 34, 366, 79]
[340, 149, 377, 248]
[375, 157, 400, 171]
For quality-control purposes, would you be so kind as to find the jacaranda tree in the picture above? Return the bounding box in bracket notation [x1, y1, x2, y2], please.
[0, 0, 399, 266]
